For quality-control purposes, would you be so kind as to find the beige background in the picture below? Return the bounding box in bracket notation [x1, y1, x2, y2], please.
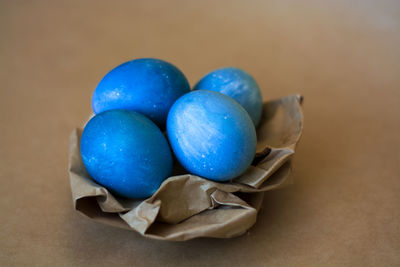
[1, 0, 399, 265]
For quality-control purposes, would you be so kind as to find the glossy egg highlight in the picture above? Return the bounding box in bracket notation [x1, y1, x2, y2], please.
[167, 90, 257, 182]
[92, 58, 190, 129]
[193, 67, 263, 126]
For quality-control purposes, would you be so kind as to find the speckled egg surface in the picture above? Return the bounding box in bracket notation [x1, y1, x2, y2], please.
[194, 67, 263, 126]
[92, 58, 190, 129]
[167, 90, 257, 182]
[80, 110, 173, 199]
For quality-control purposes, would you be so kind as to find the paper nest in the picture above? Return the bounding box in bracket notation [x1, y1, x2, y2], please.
[68, 95, 304, 241]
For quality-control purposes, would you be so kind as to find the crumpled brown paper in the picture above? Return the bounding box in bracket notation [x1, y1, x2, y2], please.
[68, 95, 304, 241]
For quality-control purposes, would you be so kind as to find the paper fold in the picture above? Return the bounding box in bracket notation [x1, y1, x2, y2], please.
[68, 95, 304, 241]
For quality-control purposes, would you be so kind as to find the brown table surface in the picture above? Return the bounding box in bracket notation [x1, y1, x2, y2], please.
[1, 0, 399, 266]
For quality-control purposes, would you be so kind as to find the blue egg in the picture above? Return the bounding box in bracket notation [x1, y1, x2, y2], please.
[80, 110, 173, 199]
[193, 67, 263, 126]
[92, 58, 191, 129]
[167, 90, 257, 182]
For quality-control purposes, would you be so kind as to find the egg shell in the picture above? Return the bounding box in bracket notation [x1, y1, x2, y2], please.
[193, 67, 263, 126]
[80, 110, 173, 199]
[167, 90, 257, 182]
[92, 58, 190, 129]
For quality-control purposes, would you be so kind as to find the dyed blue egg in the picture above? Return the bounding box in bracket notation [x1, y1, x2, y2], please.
[193, 67, 263, 126]
[80, 110, 173, 199]
[92, 58, 190, 129]
[167, 90, 257, 182]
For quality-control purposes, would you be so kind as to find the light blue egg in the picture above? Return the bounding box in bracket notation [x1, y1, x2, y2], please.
[92, 58, 190, 129]
[193, 67, 263, 126]
[167, 90, 257, 182]
[80, 110, 173, 199]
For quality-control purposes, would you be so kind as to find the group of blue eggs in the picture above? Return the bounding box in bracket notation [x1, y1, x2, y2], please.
[81, 58, 263, 199]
